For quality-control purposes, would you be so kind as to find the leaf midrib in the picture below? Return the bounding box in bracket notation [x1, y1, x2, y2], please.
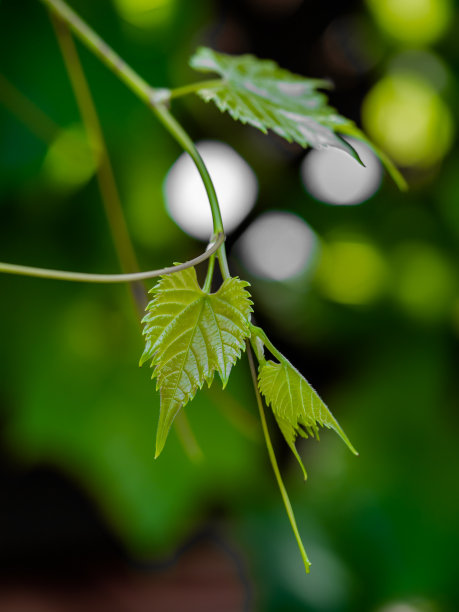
[165, 295, 207, 408]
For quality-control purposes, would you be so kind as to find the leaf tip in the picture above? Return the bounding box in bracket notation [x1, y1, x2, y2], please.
[220, 373, 230, 389]
[154, 441, 164, 460]
[289, 442, 308, 480]
[342, 435, 359, 456]
[155, 425, 169, 459]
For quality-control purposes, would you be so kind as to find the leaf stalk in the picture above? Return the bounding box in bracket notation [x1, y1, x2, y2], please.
[169, 79, 224, 100]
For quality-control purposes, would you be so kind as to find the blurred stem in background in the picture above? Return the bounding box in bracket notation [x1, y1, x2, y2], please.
[39, 0, 231, 280]
[0, 74, 60, 143]
[50, 14, 146, 314]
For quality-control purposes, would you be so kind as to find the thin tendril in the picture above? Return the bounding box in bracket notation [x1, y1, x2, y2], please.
[0, 234, 225, 284]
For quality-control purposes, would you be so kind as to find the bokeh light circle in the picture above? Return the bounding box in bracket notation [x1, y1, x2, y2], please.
[367, 0, 453, 45]
[164, 141, 258, 241]
[316, 240, 388, 304]
[42, 125, 98, 191]
[112, 0, 176, 29]
[362, 73, 454, 168]
[236, 211, 318, 281]
[392, 242, 455, 322]
[301, 137, 382, 205]
[388, 49, 450, 92]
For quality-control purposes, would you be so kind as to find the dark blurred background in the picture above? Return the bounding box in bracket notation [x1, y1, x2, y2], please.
[1, 0, 458, 610]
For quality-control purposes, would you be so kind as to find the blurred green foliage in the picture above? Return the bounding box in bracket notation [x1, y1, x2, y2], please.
[1, 0, 459, 610]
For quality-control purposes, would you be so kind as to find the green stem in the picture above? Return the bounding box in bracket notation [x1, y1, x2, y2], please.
[169, 79, 224, 100]
[246, 341, 311, 573]
[250, 324, 284, 363]
[202, 254, 216, 293]
[0, 233, 224, 283]
[151, 105, 230, 280]
[38, 0, 231, 281]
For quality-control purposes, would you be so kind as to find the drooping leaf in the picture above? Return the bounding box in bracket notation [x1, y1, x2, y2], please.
[140, 267, 253, 457]
[189, 47, 408, 188]
[258, 355, 358, 479]
[189, 46, 361, 161]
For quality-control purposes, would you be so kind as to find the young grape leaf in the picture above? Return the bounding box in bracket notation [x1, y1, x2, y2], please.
[189, 47, 408, 189]
[140, 267, 253, 458]
[189, 46, 361, 161]
[258, 352, 358, 479]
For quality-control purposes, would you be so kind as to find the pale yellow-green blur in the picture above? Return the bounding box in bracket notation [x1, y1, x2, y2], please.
[362, 73, 454, 168]
[367, 0, 453, 45]
[112, 0, 176, 28]
[316, 240, 388, 305]
[41, 124, 99, 191]
[392, 243, 456, 322]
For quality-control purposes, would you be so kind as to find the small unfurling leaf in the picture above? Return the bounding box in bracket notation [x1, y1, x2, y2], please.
[141, 267, 253, 457]
[254, 328, 358, 479]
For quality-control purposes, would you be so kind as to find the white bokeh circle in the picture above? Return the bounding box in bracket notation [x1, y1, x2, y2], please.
[300, 137, 382, 205]
[237, 211, 318, 281]
[164, 140, 258, 240]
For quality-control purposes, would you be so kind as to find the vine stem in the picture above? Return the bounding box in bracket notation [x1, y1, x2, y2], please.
[246, 341, 311, 574]
[152, 105, 230, 280]
[249, 324, 284, 363]
[0, 233, 224, 283]
[169, 79, 224, 100]
[38, 0, 231, 281]
[202, 254, 216, 293]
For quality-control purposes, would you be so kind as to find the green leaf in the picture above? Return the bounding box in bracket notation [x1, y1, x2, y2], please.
[189, 46, 361, 161]
[254, 328, 358, 479]
[141, 267, 253, 457]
